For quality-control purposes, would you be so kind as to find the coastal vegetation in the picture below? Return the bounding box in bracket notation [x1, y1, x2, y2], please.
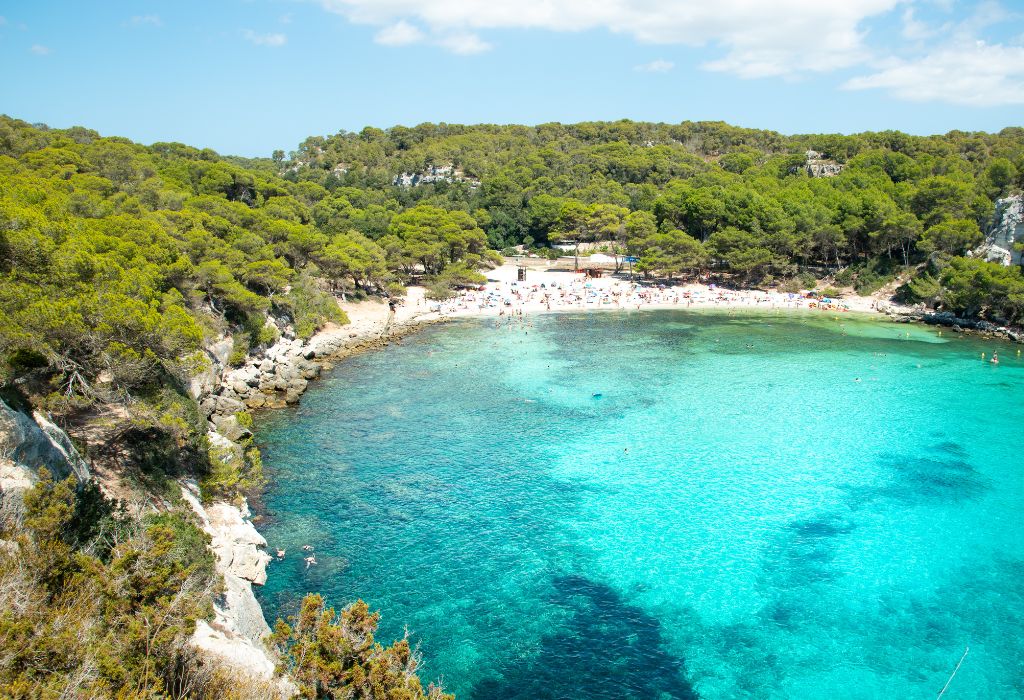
[0, 470, 221, 697]
[1, 113, 1023, 697]
[286, 120, 1024, 322]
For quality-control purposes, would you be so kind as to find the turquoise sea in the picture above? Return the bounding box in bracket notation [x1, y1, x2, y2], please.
[254, 310, 1024, 699]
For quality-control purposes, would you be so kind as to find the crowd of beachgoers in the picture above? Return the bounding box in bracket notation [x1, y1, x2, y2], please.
[409, 264, 883, 320]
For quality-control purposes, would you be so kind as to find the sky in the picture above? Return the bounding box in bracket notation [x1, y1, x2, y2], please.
[1, 0, 1023, 157]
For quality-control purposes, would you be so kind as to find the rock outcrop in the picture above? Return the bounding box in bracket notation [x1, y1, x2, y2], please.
[198, 315, 435, 427]
[0, 399, 91, 490]
[189, 337, 234, 401]
[200, 337, 321, 420]
[180, 483, 280, 681]
[973, 194, 1024, 266]
[803, 149, 845, 178]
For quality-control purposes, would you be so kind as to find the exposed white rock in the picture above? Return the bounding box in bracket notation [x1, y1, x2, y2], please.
[0, 399, 90, 486]
[204, 501, 273, 586]
[32, 411, 91, 482]
[181, 483, 278, 680]
[189, 337, 234, 400]
[0, 461, 35, 493]
[193, 618, 275, 678]
[974, 194, 1024, 266]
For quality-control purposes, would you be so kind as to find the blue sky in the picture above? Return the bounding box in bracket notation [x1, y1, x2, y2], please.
[1, 0, 1022, 157]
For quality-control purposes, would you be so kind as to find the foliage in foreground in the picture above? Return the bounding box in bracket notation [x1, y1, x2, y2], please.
[271, 594, 453, 700]
[0, 471, 217, 698]
[0, 473, 453, 699]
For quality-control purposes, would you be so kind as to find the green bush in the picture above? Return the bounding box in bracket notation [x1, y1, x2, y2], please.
[271, 594, 452, 700]
[834, 259, 899, 296]
[283, 273, 347, 339]
[200, 439, 267, 503]
[0, 472, 218, 698]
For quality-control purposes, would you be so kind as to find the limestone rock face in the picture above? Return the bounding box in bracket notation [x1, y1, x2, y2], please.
[181, 484, 278, 680]
[0, 399, 90, 487]
[211, 415, 253, 443]
[204, 501, 273, 586]
[189, 337, 234, 400]
[974, 194, 1024, 266]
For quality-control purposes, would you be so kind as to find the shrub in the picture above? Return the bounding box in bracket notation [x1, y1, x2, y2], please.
[271, 594, 452, 700]
[0, 472, 218, 698]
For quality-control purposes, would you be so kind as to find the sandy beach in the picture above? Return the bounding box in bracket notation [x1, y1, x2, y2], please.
[308, 262, 923, 359]
[404, 263, 896, 321]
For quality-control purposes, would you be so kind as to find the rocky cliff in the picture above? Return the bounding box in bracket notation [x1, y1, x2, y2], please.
[0, 395, 286, 688]
[974, 194, 1024, 266]
[179, 482, 283, 683]
[0, 399, 91, 491]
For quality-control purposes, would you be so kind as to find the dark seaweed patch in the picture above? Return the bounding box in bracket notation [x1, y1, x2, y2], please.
[469, 575, 698, 700]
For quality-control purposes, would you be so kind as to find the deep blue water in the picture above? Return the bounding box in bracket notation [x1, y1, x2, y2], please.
[254, 310, 1024, 699]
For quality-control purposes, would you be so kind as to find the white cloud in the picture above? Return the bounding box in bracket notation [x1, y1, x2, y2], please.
[315, 0, 900, 73]
[843, 41, 1024, 106]
[242, 29, 287, 47]
[374, 20, 424, 46]
[901, 8, 941, 40]
[30, 44, 51, 55]
[129, 14, 162, 27]
[437, 32, 491, 54]
[635, 59, 674, 73]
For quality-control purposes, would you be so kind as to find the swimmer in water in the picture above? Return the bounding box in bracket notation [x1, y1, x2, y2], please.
[991, 352, 999, 364]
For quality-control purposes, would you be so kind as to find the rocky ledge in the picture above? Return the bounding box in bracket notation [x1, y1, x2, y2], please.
[198, 316, 438, 426]
[179, 482, 283, 685]
[880, 304, 1023, 343]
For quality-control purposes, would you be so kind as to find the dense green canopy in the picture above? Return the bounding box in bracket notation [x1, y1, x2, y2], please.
[283, 119, 1024, 321]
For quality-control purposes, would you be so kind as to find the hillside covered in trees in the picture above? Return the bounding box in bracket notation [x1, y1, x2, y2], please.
[1, 114, 1023, 697]
[286, 119, 1024, 322]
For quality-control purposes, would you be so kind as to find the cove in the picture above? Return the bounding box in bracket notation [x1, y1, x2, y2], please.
[254, 310, 1024, 699]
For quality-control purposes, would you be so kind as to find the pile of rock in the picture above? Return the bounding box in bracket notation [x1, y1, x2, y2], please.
[200, 337, 322, 425]
[922, 311, 1023, 342]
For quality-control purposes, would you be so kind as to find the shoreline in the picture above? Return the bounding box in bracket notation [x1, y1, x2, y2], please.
[416, 264, 1022, 343]
[210, 263, 1018, 683]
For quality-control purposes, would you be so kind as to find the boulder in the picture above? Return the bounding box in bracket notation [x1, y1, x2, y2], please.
[208, 431, 244, 464]
[275, 363, 298, 382]
[215, 395, 246, 416]
[212, 415, 252, 443]
[199, 398, 218, 418]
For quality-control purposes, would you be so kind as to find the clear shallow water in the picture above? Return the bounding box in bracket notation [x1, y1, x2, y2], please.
[254, 311, 1024, 699]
